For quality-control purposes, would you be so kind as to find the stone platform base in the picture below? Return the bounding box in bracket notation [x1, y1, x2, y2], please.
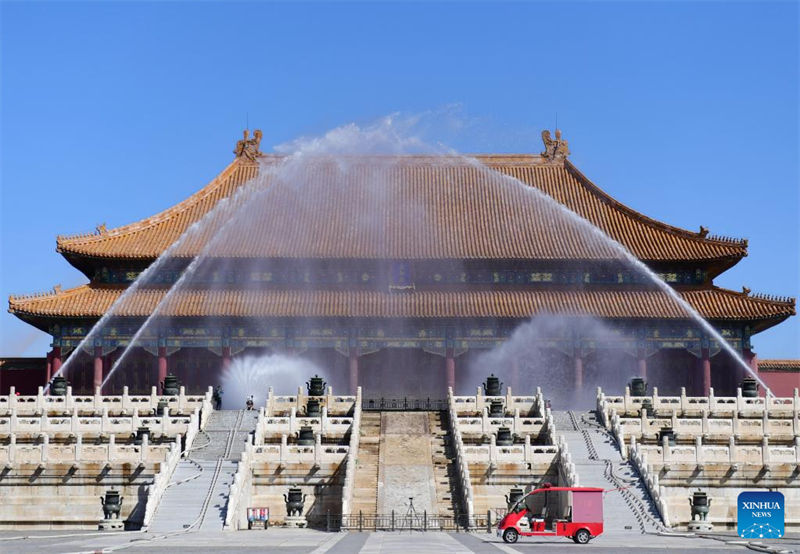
[99, 519, 125, 531]
[687, 522, 713, 532]
[284, 516, 307, 528]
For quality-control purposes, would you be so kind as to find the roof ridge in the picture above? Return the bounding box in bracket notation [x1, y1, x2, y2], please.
[562, 160, 748, 252]
[709, 285, 796, 306]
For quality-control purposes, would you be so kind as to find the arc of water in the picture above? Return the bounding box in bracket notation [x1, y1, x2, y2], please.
[460, 154, 773, 396]
[102, 163, 284, 388]
[46, 207, 226, 393]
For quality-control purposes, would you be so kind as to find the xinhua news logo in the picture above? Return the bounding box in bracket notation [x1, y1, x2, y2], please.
[737, 491, 784, 539]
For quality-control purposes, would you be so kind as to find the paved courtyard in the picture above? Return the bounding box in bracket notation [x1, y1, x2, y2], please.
[1, 528, 796, 553]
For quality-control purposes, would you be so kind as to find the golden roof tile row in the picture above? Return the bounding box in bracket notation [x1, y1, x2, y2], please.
[9, 284, 794, 321]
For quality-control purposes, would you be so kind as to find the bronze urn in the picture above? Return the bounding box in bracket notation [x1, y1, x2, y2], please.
[305, 398, 322, 418]
[689, 491, 711, 521]
[297, 426, 315, 446]
[489, 399, 505, 418]
[161, 374, 180, 396]
[284, 487, 307, 517]
[496, 427, 514, 446]
[505, 487, 525, 510]
[101, 489, 123, 520]
[483, 374, 502, 396]
[629, 377, 647, 397]
[306, 375, 326, 397]
[132, 426, 150, 445]
[50, 376, 69, 397]
[741, 377, 759, 398]
[658, 427, 676, 446]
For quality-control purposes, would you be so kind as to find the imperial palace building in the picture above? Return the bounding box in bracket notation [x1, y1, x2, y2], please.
[4, 131, 797, 397]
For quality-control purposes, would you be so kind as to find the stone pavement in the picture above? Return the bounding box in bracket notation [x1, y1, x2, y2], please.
[1, 528, 796, 553]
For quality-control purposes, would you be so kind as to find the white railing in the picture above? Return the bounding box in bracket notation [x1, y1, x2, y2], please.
[265, 387, 356, 417]
[450, 387, 539, 417]
[0, 433, 176, 466]
[628, 436, 671, 527]
[1, 386, 214, 417]
[447, 388, 475, 521]
[0, 408, 201, 438]
[141, 439, 182, 528]
[224, 443, 254, 530]
[253, 409, 353, 441]
[633, 435, 800, 470]
[340, 387, 362, 517]
[455, 413, 546, 436]
[608, 410, 799, 446]
[598, 387, 800, 421]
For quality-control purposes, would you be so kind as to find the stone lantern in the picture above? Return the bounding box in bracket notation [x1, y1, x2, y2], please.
[306, 375, 326, 397]
[483, 374, 502, 396]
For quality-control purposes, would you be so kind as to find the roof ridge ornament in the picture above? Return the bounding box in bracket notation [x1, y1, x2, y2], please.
[233, 129, 263, 161]
[541, 129, 570, 162]
[699, 226, 709, 238]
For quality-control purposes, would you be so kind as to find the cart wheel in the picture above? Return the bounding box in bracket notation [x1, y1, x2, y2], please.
[573, 529, 591, 544]
[503, 528, 519, 544]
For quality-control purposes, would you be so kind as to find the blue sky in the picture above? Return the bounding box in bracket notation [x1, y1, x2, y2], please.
[1, 1, 798, 358]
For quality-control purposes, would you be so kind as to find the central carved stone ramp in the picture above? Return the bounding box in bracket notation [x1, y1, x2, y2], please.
[350, 411, 381, 514]
[147, 409, 258, 533]
[553, 410, 663, 534]
[429, 411, 461, 516]
[377, 412, 437, 515]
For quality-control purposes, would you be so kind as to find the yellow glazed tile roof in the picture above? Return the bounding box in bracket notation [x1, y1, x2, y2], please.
[55, 155, 747, 262]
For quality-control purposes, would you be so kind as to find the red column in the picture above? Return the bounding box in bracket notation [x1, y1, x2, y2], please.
[637, 350, 647, 380]
[445, 350, 456, 393]
[45, 351, 53, 382]
[222, 346, 232, 371]
[348, 347, 359, 395]
[157, 346, 168, 393]
[52, 347, 62, 375]
[93, 346, 103, 390]
[574, 354, 584, 390]
[701, 348, 712, 396]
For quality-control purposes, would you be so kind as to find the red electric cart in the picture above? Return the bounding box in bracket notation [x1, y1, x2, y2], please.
[497, 484, 604, 544]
